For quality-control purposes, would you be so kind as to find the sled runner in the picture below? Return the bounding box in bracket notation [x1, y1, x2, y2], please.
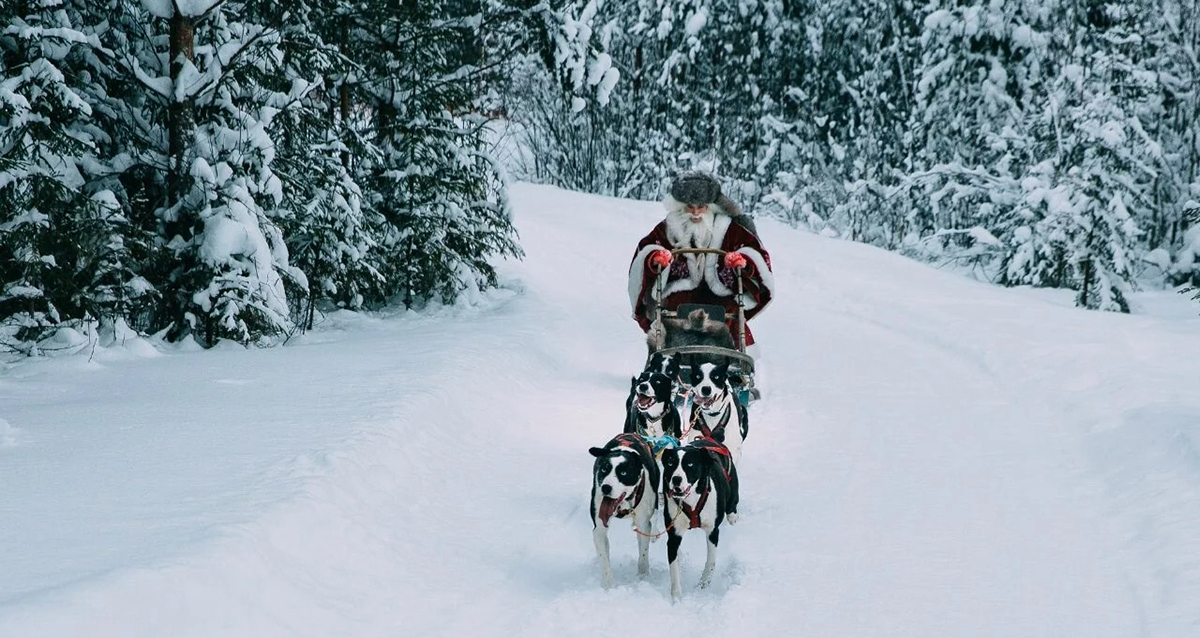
[647, 248, 759, 405]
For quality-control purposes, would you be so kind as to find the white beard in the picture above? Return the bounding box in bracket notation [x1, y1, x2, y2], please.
[666, 209, 716, 248]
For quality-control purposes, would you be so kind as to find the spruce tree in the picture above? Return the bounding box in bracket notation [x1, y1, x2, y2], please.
[0, 0, 117, 352]
[250, 0, 383, 328]
[347, 0, 522, 307]
[1050, 1, 1158, 311]
[106, 1, 299, 345]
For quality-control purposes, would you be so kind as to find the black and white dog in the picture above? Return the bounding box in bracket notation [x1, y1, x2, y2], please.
[660, 437, 739, 601]
[684, 362, 748, 463]
[589, 433, 661, 588]
[624, 353, 682, 438]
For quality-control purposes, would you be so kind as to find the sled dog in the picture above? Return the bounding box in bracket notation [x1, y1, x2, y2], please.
[625, 353, 682, 438]
[660, 437, 739, 601]
[684, 362, 748, 463]
[589, 433, 661, 588]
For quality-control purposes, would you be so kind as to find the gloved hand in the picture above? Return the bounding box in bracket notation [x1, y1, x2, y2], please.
[649, 249, 674, 270]
[724, 252, 748, 270]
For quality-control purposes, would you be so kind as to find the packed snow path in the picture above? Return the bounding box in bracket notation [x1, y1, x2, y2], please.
[2, 185, 1198, 637]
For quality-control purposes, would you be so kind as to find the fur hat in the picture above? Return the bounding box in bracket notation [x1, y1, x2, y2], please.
[663, 171, 757, 234]
[669, 172, 722, 206]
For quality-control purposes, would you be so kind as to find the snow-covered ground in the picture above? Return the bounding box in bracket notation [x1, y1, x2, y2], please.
[2, 184, 1198, 637]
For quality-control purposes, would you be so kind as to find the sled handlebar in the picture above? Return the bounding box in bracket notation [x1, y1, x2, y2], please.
[649, 247, 744, 273]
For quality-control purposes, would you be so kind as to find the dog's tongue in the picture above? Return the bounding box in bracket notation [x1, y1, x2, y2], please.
[636, 395, 654, 409]
[598, 496, 622, 525]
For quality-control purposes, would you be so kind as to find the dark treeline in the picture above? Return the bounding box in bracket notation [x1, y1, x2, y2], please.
[507, 0, 1200, 312]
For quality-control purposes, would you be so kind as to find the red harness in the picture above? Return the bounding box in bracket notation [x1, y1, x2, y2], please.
[691, 437, 734, 479]
[611, 434, 653, 515]
[673, 438, 734, 528]
[612, 433, 653, 458]
[688, 400, 732, 440]
[615, 480, 646, 517]
[679, 485, 709, 528]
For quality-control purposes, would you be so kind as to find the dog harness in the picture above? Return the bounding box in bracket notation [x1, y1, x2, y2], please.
[686, 400, 732, 439]
[673, 438, 734, 528]
[610, 433, 654, 515]
[645, 435, 680, 457]
[634, 410, 670, 438]
[629, 392, 675, 439]
[679, 485, 709, 529]
[613, 433, 652, 457]
[615, 480, 646, 518]
[692, 437, 734, 483]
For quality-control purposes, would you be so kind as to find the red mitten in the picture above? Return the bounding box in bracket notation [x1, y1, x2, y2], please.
[649, 249, 674, 270]
[724, 252, 748, 270]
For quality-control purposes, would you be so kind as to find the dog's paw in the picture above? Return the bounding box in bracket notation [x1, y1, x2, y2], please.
[725, 512, 739, 525]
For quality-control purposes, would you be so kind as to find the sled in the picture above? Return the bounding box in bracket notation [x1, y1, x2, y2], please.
[647, 248, 759, 406]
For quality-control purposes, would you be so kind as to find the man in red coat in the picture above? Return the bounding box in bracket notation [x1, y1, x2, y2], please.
[628, 172, 774, 346]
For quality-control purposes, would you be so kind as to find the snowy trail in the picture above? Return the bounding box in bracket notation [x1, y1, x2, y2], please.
[746, 271, 1130, 636]
[2, 184, 1198, 637]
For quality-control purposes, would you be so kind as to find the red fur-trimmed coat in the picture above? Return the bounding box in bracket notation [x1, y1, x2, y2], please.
[628, 209, 774, 346]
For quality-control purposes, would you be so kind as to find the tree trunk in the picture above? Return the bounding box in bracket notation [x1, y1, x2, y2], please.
[339, 15, 352, 168]
[1077, 258, 1094, 309]
[633, 42, 643, 95]
[163, 9, 198, 345]
[168, 10, 195, 207]
[339, 82, 351, 167]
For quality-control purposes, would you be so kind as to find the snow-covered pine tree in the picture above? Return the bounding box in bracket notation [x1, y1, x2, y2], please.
[527, 0, 789, 200]
[498, 0, 638, 196]
[1043, 2, 1161, 311]
[105, 0, 300, 345]
[246, 0, 382, 329]
[1139, 0, 1200, 288]
[73, 190, 156, 343]
[0, 1, 130, 352]
[1180, 207, 1200, 309]
[1053, 93, 1145, 312]
[347, 0, 522, 307]
[757, 0, 921, 244]
[1173, 203, 1200, 290]
[905, 1, 1052, 267]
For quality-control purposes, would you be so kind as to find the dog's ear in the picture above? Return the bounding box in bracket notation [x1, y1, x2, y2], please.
[712, 428, 726, 444]
[589, 447, 607, 457]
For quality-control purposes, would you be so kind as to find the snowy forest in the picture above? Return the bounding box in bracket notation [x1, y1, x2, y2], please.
[3, 0, 1200, 354]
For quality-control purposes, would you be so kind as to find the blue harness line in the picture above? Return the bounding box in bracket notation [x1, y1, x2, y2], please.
[644, 435, 680, 457]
